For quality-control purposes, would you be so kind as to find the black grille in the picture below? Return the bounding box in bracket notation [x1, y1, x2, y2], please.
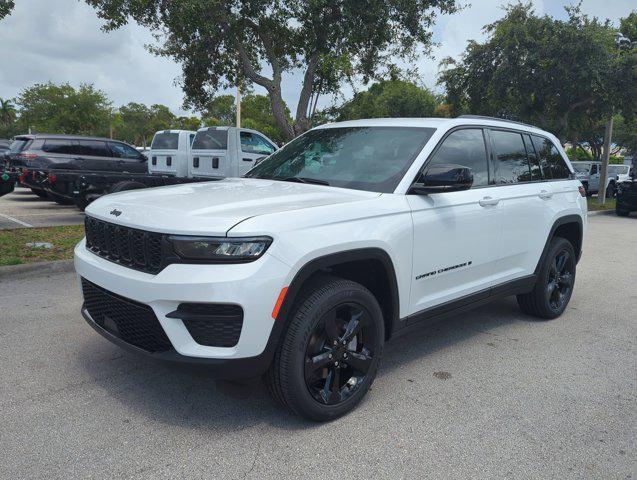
[167, 303, 243, 348]
[85, 216, 164, 274]
[81, 278, 173, 353]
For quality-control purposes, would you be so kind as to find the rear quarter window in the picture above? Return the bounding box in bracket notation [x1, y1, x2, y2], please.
[41, 139, 74, 154]
[9, 138, 32, 153]
[531, 136, 570, 179]
[192, 129, 228, 150]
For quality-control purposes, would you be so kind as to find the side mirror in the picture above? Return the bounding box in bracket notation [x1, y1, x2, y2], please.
[409, 164, 473, 195]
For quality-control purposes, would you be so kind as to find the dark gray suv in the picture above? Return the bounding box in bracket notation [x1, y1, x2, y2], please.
[4, 134, 147, 202]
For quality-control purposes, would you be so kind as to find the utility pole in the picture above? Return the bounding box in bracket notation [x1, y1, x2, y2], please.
[236, 84, 241, 128]
[598, 117, 614, 205]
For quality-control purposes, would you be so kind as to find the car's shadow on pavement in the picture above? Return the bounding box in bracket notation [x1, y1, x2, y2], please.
[76, 296, 529, 431]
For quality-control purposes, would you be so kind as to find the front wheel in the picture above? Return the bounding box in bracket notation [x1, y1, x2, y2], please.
[517, 237, 576, 320]
[266, 276, 384, 421]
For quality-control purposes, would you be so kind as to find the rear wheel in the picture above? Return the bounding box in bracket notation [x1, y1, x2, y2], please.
[47, 191, 74, 205]
[30, 188, 48, 199]
[606, 183, 616, 198]
[266, 276, 384, 421]
[616, 209, 630, 217]
[517, 237, 576, 320]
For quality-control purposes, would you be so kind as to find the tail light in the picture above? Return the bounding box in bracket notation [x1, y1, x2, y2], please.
[17, 152, 38, 160]
[578, 185, 586, 197]
[48, 173, 57, 184]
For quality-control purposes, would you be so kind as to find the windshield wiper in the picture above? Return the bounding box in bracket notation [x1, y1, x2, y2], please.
[276, 176, 330, 186]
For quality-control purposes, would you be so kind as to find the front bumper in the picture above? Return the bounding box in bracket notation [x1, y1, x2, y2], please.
[74, 239, 292, 378]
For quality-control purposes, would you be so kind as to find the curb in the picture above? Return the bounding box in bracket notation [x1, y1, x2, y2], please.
[0, 259, 75, 281]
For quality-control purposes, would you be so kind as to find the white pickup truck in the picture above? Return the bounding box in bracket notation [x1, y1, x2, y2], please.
[189, 126, 278, 178]
[148, 130, 196, 177]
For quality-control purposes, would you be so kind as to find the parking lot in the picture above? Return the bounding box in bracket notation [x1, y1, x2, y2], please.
[0, 213, 635, 479]
[0, 187, 84, 229]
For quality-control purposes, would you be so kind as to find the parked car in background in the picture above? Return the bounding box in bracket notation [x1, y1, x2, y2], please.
[616, 169, 636, 217]
[571, 161, 618, 197]
[4, 134, 148, 204]
[608, 164, 631, 184]
[148, 129, 196, 177]
[189, 126, 277, 179]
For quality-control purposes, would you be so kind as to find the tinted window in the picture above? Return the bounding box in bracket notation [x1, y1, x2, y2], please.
[590, 164, 598, 175]
[246, 127, 435, 193]
[42, 139, 74, 154]
[77, 140, 112, 157]
[425, 128, 489, 187]
[109, 142, 141, 159]
[9, 139, 30, 153]
[609, 165, 630, 175]
[189, 133, 195, 146]
[240, 131, 276, 155]
[522, 134, 543, 181]
[192, 129, 228, 150]
[572, 163, 591, 173]
[532, 136, 570, 180]
[491, 130, 532, 183]
[151, 132, 179, 150]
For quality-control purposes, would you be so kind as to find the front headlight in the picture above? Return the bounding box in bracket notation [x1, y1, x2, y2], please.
[169, 236, 272, 262]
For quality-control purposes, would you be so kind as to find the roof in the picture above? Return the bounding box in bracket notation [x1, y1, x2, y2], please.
[315, 117, 551, 136]
[13, 133, 119, 142]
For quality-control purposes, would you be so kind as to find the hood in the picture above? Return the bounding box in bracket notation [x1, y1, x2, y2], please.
[85, 177, 380, 236]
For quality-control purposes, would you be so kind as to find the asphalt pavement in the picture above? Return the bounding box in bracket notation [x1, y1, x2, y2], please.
[0, 214, 635, 479]
[0, 187, 84, 229]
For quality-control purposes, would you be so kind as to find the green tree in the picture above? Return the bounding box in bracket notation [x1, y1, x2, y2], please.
[439, 3, 630, 143]
[116, 102, 151, 146]
[0, 0, 14, 20]
[201, 95, 236, 126]
[242, 94, 292, 144]
[16, 83, 112, 136]
[0, 98, 17, 137]
[84, 0, 459, 140]
[619, 11, 637, 42]
[175, 116, 201, 131]
[336, 80, 438, 120]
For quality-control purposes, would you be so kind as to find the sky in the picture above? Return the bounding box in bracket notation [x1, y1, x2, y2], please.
[0, 0, 634, 116]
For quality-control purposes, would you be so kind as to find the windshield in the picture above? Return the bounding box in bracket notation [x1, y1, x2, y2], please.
[151, 132, 179, 150]
[192, 129, 228, 150]
[572, 163, 591, 173]
[245, 126, 435, 193]
[9, 138, 31, 153]
[609, 165, 629, 175]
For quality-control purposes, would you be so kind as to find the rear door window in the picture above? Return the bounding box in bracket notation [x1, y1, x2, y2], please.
[151, 132, 179, 150]
[491, 130, 532, 183]
[78, 140, 112, 157]
[192, 129, 228, 150]
[426, 128, 490, 187]
[531, 136, 570, 180]
[522, 134, 543, 181]
[42, 139, 74, 154]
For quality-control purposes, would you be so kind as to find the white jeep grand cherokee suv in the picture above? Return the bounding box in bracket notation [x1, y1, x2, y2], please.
[74, 116, 587, 421]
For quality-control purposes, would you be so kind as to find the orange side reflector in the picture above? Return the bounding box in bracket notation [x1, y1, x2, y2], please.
[271, 286, 288, 320]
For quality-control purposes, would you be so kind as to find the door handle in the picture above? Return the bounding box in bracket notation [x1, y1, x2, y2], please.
[242, 158, 253, 162]
[538, 190, 553, 200]
[478, 196, 500, 207]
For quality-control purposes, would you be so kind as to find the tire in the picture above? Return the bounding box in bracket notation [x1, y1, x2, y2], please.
[616, 209, 630, 217]
[47, 191, 74, 205]
[517, 237, 576, 320]
[30, 188, 48, 199]
[108, 181, 146, 194]
[266, 276, 385, 421]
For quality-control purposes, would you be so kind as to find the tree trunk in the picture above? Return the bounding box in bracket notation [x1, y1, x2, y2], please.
[269, 88, 294, 141]
[598, 117, 613, 205]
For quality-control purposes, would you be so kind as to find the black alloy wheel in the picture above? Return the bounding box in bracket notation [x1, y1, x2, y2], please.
[546, 249, 574, 313]
[304, 303, 377, 406]
[516, 236, 576, 320]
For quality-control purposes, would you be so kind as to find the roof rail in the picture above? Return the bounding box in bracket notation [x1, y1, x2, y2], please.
[457, 115, 536, 128]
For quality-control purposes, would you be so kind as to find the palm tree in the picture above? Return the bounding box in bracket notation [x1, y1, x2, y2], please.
[0, 98, 16, 127]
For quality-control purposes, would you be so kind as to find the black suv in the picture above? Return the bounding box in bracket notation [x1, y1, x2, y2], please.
[4, 134, 147, 203]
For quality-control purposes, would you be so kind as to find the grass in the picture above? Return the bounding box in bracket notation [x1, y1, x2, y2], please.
[0, 225, 85, 267]
[587, 197, 616, 212]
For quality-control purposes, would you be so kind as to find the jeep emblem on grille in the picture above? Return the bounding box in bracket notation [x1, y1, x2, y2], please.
[110, 209, 122, 217]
